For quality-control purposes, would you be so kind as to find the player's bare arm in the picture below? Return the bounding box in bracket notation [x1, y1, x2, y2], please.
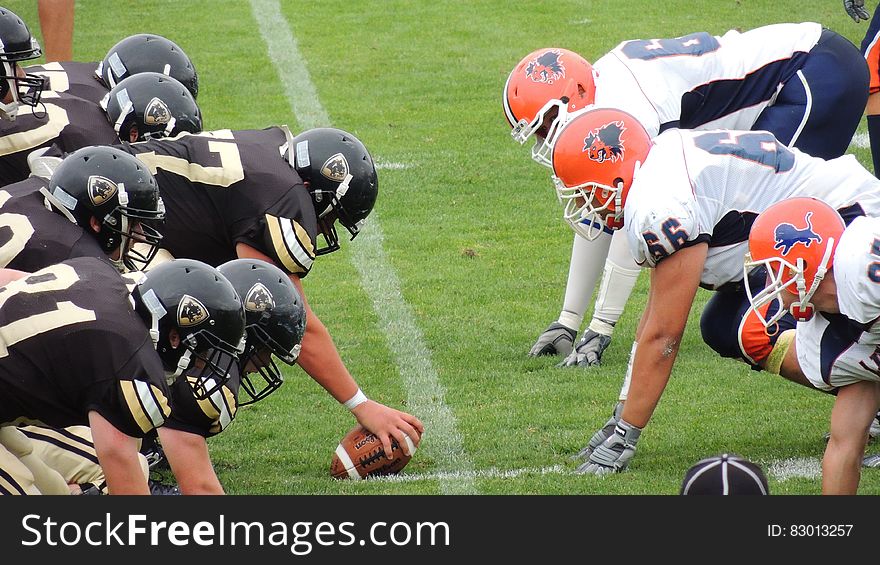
[823, 380, 880, 494]
[88, 410, 149, 495]
[622, 243, 707, 429]
[157, 426, 224, 495]
[236, 242, 423, 459]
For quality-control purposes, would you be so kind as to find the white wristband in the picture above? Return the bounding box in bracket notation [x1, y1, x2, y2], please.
[343, 388, 368, 411]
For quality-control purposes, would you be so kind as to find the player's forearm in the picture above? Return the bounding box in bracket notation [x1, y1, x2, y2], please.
[297, 312, 359, 403]
[620, 332, 680, 428]
[100, 453, 150, 495]
[158, 427, 224, 495]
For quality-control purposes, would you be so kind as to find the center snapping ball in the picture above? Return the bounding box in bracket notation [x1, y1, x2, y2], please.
[330, 425, 416, 479]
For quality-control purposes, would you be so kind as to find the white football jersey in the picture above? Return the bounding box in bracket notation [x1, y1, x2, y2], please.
[592, 23, 823, 137]
[624, 129, 880, 289]
[796, 217, 880, 389]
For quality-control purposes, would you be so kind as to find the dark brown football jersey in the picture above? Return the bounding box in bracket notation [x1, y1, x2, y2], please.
[23, 61, 109, 105]
[0, 91, 119, 186]
[162, 366, 240, 438]
[116, 127, 319, 276]
[0, 177, 111, 271]
[0, 257, 170, 438]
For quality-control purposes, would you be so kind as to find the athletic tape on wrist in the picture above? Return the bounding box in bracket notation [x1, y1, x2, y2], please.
[343, 388, 368, 411]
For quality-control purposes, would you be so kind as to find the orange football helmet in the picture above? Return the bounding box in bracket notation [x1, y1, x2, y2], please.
[744, 197, 845, 326]
[503, 48, 597, 167]
[550, 107, 652, 240]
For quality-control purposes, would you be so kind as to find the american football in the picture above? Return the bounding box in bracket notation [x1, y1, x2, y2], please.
[330, 425, 416, 479]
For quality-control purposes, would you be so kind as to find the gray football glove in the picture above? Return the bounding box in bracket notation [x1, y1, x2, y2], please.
[557, 329, 612, 367]
[844, 0, 870, 22]
[573, 401, 624, 461]
[528, 322, 576, 357]
[575, 419, 641, 475]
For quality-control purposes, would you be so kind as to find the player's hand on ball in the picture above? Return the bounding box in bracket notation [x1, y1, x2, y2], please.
[351, 400, 423, 460]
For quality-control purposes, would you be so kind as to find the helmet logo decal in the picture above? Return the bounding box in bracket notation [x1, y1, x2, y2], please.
[144, 96, 171, 125]
[244, 283, 275, 313]
[582, 121, 626, 163]
[524, 50, 566, 84]
[321, 153, 349, 182]
[178, 295, 209, 327]
[87, 175, 118, 206]
[773, 212, 821, 256]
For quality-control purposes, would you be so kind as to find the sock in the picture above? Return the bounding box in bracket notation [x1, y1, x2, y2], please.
[557, 232, 611, 330]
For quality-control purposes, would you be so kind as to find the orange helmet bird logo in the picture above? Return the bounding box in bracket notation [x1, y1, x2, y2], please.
[583, 121, 626, 164]
[524, 50, 566, 84]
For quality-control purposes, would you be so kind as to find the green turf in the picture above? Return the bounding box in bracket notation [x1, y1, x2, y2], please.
[8, 0, 880, 494]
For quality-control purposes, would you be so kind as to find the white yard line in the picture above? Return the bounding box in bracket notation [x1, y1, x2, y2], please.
[375, 161, 412, 170]
[850, 131, 870, 150]
[765, 457, 821, 482]
[368, 465, 566, 484]
[249, 0, 477, 495]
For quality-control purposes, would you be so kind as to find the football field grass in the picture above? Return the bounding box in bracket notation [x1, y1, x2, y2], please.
[10, 0, 880, 495]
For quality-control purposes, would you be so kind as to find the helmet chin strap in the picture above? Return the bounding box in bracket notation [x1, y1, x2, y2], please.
[110, 183, 129, 273]
[167, 348, 193, 384]
[789, 237, 835, 322]
[0, 63, 21, 121]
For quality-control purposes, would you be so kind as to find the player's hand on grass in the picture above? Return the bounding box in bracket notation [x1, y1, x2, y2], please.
[573, 402, 624, 461]
[844, 0, 870, 22]
[528, 322, 577, 357]
[576, 419, 641, 475]
[557, 329, 612, 368]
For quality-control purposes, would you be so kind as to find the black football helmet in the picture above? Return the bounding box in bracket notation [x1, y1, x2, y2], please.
[102, 72, 202, 141]
[287, 127, 378, 255]
[46, 146, 165, 271]
[97, 34, 199, 99]
[0, 7, 46, 120]
[217, 258, 306, 406]
[131, 259, 246, 399]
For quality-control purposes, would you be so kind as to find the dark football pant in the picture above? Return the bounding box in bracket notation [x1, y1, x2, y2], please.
[700, 268, 796, 371]
[753, 29, 869, 160]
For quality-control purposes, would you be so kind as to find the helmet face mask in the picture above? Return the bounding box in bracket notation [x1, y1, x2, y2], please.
[0, 8, 46, 120]
[513, 97, 571, 168]
[552, 176, 625, 241]
[745, 198, 844, 328]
